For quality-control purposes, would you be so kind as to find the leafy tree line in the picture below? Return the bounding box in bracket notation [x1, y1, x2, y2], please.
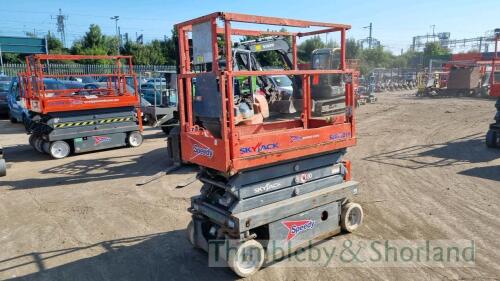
[3, 24, 178, 65]
[3, 24, 451, 75]
[297, 36, 451, 75]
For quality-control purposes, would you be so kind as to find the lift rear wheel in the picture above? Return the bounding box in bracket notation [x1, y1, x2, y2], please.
[29, 134, 36, 148]
[9, 112, 17, 123]
[227, 239, 265, 278]
[49, 141, 71, 159]
[34, 137, 44, 153]
[42, 141, 51, 154]
[341, 202, 364, 233]
[486, 130, 498, 148]
[127, 131, 143, 147]
[186, 221, 197, 248]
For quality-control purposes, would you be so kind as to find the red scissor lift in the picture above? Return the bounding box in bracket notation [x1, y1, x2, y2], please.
[176, 12, 362, 276]
[19, 55, 143, 158]
[486, 29, 500, 148]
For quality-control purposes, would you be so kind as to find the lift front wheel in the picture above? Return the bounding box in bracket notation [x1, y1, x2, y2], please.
[341, 202, 364, 233]
[486, 130, 498, 148]
[49, 141, 71, 159]
[227, 239, 265, 278]
[0, 159, 6, 177]
[127, 131, 143, 147]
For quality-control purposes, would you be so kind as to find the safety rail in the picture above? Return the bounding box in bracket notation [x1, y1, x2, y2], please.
[20, 55, 141, 114]
[175, 12, 356, 174]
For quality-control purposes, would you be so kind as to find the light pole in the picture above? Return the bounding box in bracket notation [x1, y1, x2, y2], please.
[110, 16, 120, 54]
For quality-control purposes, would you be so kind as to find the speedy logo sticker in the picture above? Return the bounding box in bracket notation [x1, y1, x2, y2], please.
[94, 136, 111, 145]
[193, 144, 214, 158]
[240, 142, 279, 154]
[282, 220, 315, 240]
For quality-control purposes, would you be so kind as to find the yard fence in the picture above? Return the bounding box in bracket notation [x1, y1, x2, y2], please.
[0, 63, 176, 77]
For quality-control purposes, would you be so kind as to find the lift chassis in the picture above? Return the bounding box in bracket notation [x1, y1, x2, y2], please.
[188, 151, 361, 275]
[28, 107, 142, 158]
[175, 12, 363, 277]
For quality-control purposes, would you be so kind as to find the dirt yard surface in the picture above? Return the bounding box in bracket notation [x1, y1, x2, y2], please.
[1, 91, 499, 281]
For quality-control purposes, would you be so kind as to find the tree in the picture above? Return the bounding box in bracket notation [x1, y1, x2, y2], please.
[123, 40, 167, 65]
[71, 24, 119, 60]
[46, 32, 67, 54]
[423, 42, 450, 58]
[2, 53, 22, 63]
[122, 29, 178, 65]
[359, 46, 394, 74]
[346, 38, 361, 59]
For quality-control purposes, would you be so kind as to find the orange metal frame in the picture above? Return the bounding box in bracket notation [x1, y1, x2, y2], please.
[491, 34, 500, 97]
[20, 55, 142, 126]
[175, 12, 356, 174]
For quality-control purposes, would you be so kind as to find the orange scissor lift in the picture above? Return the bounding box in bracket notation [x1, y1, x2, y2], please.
[486, 29, 500, 148]
[19, 55, 143, 158]
[175, 12, 362, 276]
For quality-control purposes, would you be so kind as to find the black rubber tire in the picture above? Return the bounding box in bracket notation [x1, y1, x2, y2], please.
[22, 115, 30, 131]
[161, 125, 171, 135]
[29, 134, 36, 148]
[9, 112, 17, 123]
[486, 130, 498, 148]
[186, 221, 197, 248]
[34, 137, 44, 153]
[42, 141, 51, 154]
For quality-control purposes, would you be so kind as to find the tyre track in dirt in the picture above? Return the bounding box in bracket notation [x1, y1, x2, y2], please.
[1, 92, 499, 280]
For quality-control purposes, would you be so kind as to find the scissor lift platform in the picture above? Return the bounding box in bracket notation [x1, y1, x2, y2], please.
[175, 12, 363, 277]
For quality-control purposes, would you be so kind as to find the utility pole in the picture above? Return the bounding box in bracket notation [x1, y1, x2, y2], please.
[52, 9, 67, 48]
[430, 24, 436, 41]
[110, 16, 120, 54]
[364, 23, 373, 49]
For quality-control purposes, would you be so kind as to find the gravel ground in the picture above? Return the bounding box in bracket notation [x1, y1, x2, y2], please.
[0, 90, 499, 281]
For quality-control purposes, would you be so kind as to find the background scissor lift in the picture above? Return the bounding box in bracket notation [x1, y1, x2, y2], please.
[19, 55, 143, 159]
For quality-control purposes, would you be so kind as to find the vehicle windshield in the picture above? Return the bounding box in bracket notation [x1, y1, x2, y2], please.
[271, 75, 293, 87]
[312, 52, 340, 70]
